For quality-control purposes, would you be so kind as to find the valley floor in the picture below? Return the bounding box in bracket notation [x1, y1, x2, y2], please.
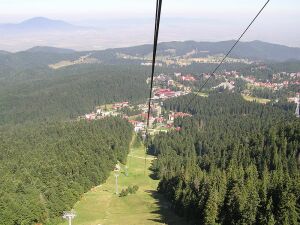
[60, 136, 187, 225]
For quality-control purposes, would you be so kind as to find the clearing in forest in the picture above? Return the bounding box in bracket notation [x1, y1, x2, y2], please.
[242, 94, 271, 104]
[60, 136, 186, 225]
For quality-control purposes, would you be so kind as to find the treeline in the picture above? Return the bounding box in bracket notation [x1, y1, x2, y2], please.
[162, 92, 294, 124]
[237, 61, 300, 81]
[0, 64, 149, 125]
[0, 117, 133, 225]
[149, 93, 300, 224]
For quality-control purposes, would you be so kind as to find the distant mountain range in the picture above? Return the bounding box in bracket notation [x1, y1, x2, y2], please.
[21, 40, 300, 62]
[26, 46, 76, 54]
[0, 17, 299, 52]
[113, 40, 300, 62]
[0, 17, 83, 32]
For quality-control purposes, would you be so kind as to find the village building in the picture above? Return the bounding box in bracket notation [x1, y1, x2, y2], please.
[214, 81, 235, 91]
[168, 80, 175, 86]
[168, 112, 192, 121]
[85, 113, 97, 120]
[101, 111, 113, 117]
[155, 89, 177, 99]
[112, 102, 129, 109]
[202, 73, 211, 79]
[134, 122, 145, 132]
[242, 76, 256, 83]
[155, 117, 165, 124]
[96, 108, 102, 115]
[181, 74, 196, 82]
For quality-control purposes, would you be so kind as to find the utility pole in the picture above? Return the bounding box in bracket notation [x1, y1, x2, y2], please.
[143, 133, 147, 176]
[295, 94, 300, 118]
[114, 162, 120, 195]
[125, 165, 128, 176]
[62, 211, 76, 225]
[114, 172, 119, 194]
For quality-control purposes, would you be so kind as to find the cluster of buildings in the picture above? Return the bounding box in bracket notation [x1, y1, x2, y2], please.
[253, 81, 289, 90]
[273, 72, 300, 80]
[128, 110, 192, 133]
[213, 81, 235, 91]
[147, 72, 196, 99]
[141, 62, 163, 67]
[81, 66, 300, 134]
[83, 101, 130, 121]
[168, 112, 192, 121]
[241, 75, 299, 90]
[112, 102, 129, 110]
[84, 108, 119, 121]
[82, 86, 193, 134]
[219, 68, 300, 92]
[152, 73, 197, 84]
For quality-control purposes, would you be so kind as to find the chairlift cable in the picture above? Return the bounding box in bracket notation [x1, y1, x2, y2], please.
[189, 0, 271, 105]
[144, 0, 163, 175]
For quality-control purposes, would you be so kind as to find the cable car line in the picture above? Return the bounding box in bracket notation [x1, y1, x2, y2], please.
[144, 0, 270, 174]
[146, 0, 163, 130]
[189, 0, 271, 105]
[144, 0, 162, 175]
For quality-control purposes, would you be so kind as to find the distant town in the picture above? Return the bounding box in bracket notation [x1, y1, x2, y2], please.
[80, 67, 300, 134]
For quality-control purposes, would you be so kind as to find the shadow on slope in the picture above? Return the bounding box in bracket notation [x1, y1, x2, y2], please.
[146, 190, 190, 225]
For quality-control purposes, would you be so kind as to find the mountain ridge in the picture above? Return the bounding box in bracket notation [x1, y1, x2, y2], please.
[25, 46, 76, 54]
[112, 40, 300, 61]
[0, 17, 83, 32]
[1, 40, 300, 62]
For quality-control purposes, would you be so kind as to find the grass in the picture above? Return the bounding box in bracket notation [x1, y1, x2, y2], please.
[60, 135, 186, 225]
[242, 94, 271, 104]
[194, 92, 209, 97]
[155, 127, 169, 132]
[97, 104, 114, 111]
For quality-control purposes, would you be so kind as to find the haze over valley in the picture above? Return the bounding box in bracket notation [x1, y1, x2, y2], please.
[1, 1, 300, 225]
[1, 16, 300, 52]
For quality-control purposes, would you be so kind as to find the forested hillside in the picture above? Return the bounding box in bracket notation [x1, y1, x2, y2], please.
[0, 65, 149, 125]
[1, 40, 300, 126]
[109, 40, 300, 61]
[0, 118, 133, 225]
[149, 93, 300, 224]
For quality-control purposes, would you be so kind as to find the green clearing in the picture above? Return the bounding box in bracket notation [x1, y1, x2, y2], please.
[60, 136, 186, 225]
[155, 127, 169, 133]
[242, 94, 271, 104]
[97, 104, 114, 111]
[193, 92, 209, 97]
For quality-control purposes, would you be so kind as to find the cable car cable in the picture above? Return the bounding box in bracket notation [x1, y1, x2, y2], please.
[144, 0, 162, 175]
[188, 0, 271, 106]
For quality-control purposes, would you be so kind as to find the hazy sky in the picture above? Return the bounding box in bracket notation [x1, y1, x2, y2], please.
[0, 0, 299, 48]
[0, 0, 298, 21]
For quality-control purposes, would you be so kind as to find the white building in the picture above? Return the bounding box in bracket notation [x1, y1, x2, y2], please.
[134, 122, 145, 132]
[96, 109, 102, 115]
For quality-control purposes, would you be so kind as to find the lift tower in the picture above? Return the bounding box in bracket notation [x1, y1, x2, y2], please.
[296, 94, 300, 118]
[62, 211, 76, 225]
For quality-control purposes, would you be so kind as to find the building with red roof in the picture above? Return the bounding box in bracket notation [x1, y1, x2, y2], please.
[168, 112, 192, 121]
[181, 75, 196, 82]
[154, 89, 177, 99]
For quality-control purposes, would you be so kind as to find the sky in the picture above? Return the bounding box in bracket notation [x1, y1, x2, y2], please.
[0, 0, 299, 48]
[0, 0, 299, 22]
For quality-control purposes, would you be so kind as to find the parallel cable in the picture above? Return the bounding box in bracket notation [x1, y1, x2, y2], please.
[146, 0, 163, 129]
[144, 0, 163, 175]
[189, 0, 271, 105]
[143, 0, 270, 173]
